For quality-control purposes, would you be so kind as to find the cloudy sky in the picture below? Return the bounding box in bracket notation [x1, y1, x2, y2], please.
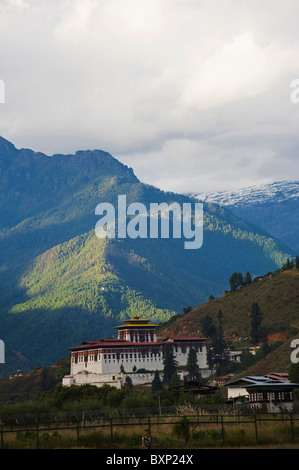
[1, 0, 299, 193]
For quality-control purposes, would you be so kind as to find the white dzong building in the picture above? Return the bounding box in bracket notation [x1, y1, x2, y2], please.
[62, 316, 208, 389]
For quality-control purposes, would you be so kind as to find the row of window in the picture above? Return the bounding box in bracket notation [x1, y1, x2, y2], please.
[73, 352, 163, 363]
[249, 391, 292, 402]
[72, 348, 203, 364]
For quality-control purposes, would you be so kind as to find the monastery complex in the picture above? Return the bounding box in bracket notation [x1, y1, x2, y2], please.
[62, 316, 208, 389]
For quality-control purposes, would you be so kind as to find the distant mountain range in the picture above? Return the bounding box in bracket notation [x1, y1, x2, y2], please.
[0, 137, 294, 376]
[191, 180, 299, 252]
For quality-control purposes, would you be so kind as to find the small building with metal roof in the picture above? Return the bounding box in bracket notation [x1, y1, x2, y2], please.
[245, 381, 299, 413]
[224, 375, 284, 400]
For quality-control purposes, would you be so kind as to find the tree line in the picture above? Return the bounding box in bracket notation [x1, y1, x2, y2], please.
[199, 301, 265, 375]
[229, 271, 252, 291]
[151, 343, 201, 393]
[228, 255, 299, 292]
[282, 255, 299, 271]
[117, 342, 202, 393]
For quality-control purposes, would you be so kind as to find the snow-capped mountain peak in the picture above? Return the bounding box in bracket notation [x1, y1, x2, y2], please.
[194, 180, 299, 207]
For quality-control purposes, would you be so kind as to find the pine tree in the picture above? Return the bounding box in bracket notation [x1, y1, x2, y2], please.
[289, 362, 299, 383]
[183, 305, 193, 314]
[244, 271, 252, 286]
[229, 272, 238, 291]
[229, 272, 244, 290]
[152, 370, 163, 392]
[237, 272, 244, 288]
[186, 348, 200, 382]
[250, 302, 264, 344]
[206, 346, 215, 369]
[124, 375, 133, 388]
[200, 314, 217, 338]
[169, 371, 180, 389]
[162, 343, 178, 386]
[240, 348, 255, 368]
[206, 310, 228, 373]
[214, 310, 228, 367]
[282, 258, 294, 270]
[229, 272, 246, 291]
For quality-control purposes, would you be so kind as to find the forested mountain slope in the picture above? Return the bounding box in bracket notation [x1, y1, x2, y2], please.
[0, 137, 293, 375]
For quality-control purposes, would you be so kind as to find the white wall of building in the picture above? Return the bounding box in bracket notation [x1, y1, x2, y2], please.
[70, 345, 207, 377]
[70, 352, 164, 376]
[64, 342, 208, 388]
[227, 387, 249, 399]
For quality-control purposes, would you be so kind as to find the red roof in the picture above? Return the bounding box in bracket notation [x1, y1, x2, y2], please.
[172, 337, 206, 341]
[69, 336, 206, 351]
[265, 372, 289, 382]
[69, 340, 165, 351]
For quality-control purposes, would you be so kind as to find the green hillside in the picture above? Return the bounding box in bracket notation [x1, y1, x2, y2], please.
[0, 137, 294, 376]
[0, 356, 70, 405]
[1, 232, 175, 372]
[158, 266, 299, 374]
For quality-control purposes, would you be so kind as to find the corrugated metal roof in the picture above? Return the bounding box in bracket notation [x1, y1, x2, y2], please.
[225, 375, 280, 387]
[246, 382, 299, 390]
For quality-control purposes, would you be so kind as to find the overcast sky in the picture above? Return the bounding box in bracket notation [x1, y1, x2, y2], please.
[1, 0, 299, 193]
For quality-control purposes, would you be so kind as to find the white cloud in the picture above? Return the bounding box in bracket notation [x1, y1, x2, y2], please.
[55, 0, 98, 37]
[4, 0, 28, 10]
[118, 138, 279, 194]
[0, 0, 299, 193]
[179, 32, 295, 110]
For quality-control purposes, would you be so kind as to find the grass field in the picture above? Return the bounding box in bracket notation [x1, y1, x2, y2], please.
[2, 413, 299, 449]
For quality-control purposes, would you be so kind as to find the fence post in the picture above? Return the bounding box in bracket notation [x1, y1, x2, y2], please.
[36, 423, 39, 449]
[148, 416, 151, 434]
[221, 415, 225, 445]
[0, 424, 3, 449]
[77, 419, 80, 442]
[110, 418, 113, 442]
[290, 414, 295, 443]
[254, 414, 258, 444]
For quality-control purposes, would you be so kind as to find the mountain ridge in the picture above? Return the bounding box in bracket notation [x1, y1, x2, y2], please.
[191, 180, 299, 252]
[0, 137, 294, 375]
[193, 180, 299, 207]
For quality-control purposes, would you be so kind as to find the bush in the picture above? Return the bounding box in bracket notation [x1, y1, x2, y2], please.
[16, 430, 35, 443]
[190, 428, 224, 446]
[126, 432, 140, 449]
[172, 417, 190, 443]
[191, 430, 206, 440]
[206, 429, 223, 442]
[40, 431, 62, 446]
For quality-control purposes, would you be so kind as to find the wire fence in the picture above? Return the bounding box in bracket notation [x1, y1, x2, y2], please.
[1, 407, 299, 449]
